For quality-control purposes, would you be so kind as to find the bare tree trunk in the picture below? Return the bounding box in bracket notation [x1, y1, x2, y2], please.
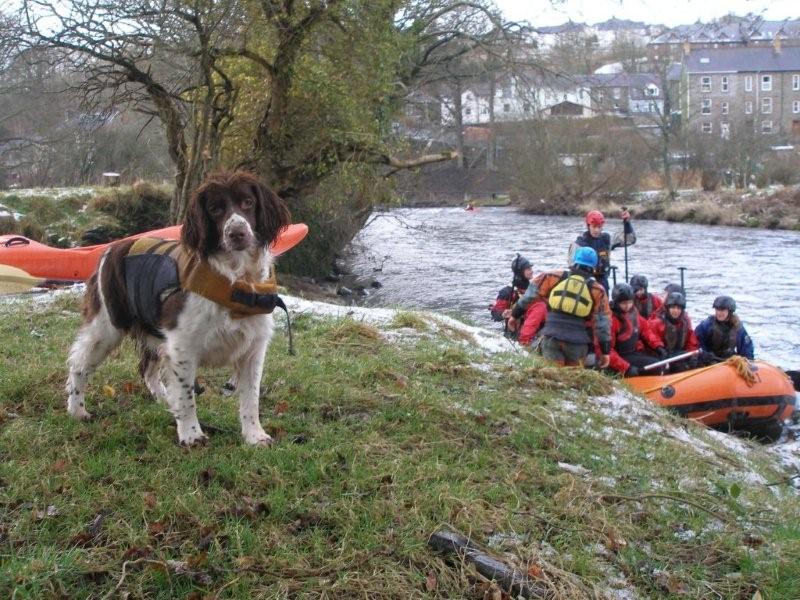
[453, 80, 465, 170]
[487, 72, 495, 170]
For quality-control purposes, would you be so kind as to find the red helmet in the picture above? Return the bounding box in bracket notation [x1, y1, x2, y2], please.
[586, 210, 605, 226]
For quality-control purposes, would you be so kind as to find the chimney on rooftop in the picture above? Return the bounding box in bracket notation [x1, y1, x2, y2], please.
[773, 34, 782, 54]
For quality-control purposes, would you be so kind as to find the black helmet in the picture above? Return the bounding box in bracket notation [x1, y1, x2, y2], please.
[511, 254, 532, 277]
[713, 295, 736, 312]
[612, 282, 634, 303]
[630, 274, 648, 292]
[665, 291, 686, 309]
[663, 283, 683, 295]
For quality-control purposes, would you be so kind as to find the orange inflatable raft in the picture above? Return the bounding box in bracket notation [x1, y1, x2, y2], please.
[626, 358, 796, 439]
[0, 223, 308, 282]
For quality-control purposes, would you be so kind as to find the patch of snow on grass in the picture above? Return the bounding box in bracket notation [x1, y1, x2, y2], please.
[767, 439, 800, 474]
[2, 187, 97, 200]
[283, 296, 514, 354]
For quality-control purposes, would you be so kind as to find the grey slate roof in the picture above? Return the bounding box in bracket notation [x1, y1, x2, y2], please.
[651, 17, 800, 45]
[685, 47, 800, 73]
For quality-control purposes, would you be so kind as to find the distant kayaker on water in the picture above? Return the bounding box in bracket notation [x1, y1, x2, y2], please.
[508, 247, 611, 368]
[695, 295, 754, 363]
[569, 209, 635, 291]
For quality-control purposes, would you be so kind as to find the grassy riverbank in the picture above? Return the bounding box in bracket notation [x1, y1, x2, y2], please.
[1, 291, 798, 598]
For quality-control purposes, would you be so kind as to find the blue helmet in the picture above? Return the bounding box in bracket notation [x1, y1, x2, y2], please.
[572, 246, 598, 268]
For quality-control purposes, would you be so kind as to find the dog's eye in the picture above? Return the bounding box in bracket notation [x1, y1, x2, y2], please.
[241, 197, 254, 209]
[208, 204, 224, 216]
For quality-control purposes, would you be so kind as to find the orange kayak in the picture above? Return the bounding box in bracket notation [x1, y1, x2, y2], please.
[0, 223, 308, 282]
[626, 359, 796, 439]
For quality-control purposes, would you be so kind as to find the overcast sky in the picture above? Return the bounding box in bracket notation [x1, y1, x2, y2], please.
[494, 0, 799, 28]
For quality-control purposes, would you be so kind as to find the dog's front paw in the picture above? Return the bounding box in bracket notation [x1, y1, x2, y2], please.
[68, 406, 92, 421]
[243, 427, 274, 447]
[179, 432, 209, 447]
[177, 425, 208, 447]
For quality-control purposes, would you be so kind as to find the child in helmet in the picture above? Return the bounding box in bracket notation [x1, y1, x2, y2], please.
[694, 295, 754, 363]
[630, 274, 663, 319]
[649, 291, 699, 372]
[508, 247, 612, 367]
[489, 255, 548, 345]
[600, 282, 667, 377]
[568, 208, 635, 291]
[489, 254, 531, 322]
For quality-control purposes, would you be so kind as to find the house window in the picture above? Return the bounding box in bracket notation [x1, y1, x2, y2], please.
[701, 76, 711, 92]
[761, 120, 773, 133]
[480, 106, 488, 115]
[613, 87, 621, 99]
[761, 75, 772, 91]
[503, 103, 511, 112]
[649, 102, 657, 113]
[762, 97, 772, 114]
[745, 76, 753, 92]
[794, 74, 800, 91]
[793, 100, 800, 114]
[721, 122, 730, 139]
[701, 99, 712, 114]
[702, 122, 712, 134]
[721, 101, 729, 115]
[465, 107, 472, 116]
[745, 101, 753, 114]
[523, 103, 531, 113]
[646, 84, 659, 97]
[721, 76, 729, 92]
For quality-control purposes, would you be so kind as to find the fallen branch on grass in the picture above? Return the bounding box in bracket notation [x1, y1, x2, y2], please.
[428, 530, 551, 598]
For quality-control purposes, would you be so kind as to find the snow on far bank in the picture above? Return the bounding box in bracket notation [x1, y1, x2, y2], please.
[1, 187, 97, 200]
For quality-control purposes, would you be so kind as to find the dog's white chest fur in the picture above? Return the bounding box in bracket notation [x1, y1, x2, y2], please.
[171, 295, 274, 367]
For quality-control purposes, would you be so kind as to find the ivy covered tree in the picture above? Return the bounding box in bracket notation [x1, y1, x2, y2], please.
[12, 0, 518, 271]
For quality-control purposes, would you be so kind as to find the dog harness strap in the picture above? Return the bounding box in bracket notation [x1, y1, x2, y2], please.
[128, 237, 284, 317]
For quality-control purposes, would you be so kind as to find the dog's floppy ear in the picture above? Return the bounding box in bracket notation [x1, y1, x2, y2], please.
[253, 181, 291, 246]
[182, 188, 213, 256]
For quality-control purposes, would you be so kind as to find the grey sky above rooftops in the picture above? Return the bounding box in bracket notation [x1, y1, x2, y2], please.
[495, 0, 798, 28]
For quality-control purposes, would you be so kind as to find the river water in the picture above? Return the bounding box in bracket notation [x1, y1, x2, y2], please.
[345, 207, 800, 369]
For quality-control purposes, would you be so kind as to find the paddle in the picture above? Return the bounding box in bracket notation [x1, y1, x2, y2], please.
[0, 264, 76, 295]
[678, 266, 687, 295]
[622, 206, 629, 282]
[642, 349, 701, 372]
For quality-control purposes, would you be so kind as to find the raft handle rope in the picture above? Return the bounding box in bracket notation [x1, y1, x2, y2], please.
[3, 236, 31, 247]
[640, 355, 758, 395]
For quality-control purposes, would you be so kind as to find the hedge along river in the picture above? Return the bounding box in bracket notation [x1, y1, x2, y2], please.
[345, 207, 800, 369]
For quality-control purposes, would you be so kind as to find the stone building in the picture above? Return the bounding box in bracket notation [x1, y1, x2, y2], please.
[683, 44, 800, 139]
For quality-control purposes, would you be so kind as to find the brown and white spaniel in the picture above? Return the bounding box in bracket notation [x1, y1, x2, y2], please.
[66, 170, 291, 446]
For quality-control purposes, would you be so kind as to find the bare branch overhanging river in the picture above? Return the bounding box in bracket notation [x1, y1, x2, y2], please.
[345, 207, 800, 369]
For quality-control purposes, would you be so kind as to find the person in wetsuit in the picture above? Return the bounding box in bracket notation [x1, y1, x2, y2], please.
[695, 295, 754, 364]
[568, 209, 635, 291]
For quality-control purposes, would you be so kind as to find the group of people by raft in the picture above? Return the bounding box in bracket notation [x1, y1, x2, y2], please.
[489, 209, 754, 376]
